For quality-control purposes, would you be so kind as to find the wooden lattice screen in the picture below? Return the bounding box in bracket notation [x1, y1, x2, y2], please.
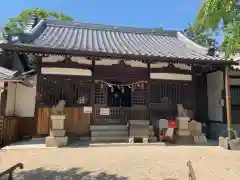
[38, 75, 92, 106]
[94, 83, 107, 105]
[149, 80, 194, 119]
[131, 82, 147, 106]
[230, 86, 240, 106]
[150, 80, 193, 106]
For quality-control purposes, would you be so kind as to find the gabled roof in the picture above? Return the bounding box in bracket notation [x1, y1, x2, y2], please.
[0, 19, 225, 62]
[0, 66, 36, 87]
[0, 67, 17, 81]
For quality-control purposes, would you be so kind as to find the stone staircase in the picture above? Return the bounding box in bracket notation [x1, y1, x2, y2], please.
[149, 125, 157, 142]
[90, 125, 129, 142]
[90, 124, 157, 143]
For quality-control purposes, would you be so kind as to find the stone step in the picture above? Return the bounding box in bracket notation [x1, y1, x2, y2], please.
[149, 131, 154, 137]
[149, 136, 157, 142]
[91, 130, 128, 137]
[91, 136, 129, 142]
[149, 126, 153, 131]
[90, 125, 128, 131]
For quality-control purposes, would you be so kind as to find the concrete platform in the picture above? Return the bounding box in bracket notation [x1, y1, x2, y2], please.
[1, 138, 52, 150]
[89, 142, 166, 147]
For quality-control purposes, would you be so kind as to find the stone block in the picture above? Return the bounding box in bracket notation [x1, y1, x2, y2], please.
[50, 129, 66, 137]
[51, 115, 66, 120]
[177, 136, 193, 144]
[189, 120, 202, 133]
[129, 120, 149, 125]
[129, 137, 134, 144]
[193, 134, 207, 144]
[177, 117, 190, 129]
[52, 118, 65, 130]
[177, 129, 190, 136]
[159, 119, 168, 129]
[45, 136, 68, 147]
[143, 137, 148, 144]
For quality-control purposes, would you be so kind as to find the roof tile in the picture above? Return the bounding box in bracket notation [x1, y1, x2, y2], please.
[9, 20, 223, 61]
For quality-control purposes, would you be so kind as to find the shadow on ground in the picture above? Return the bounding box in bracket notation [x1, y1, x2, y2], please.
[4, 167, 128, 180]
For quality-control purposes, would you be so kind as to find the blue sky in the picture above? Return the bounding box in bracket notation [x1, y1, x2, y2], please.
[0, 0, 204, 30]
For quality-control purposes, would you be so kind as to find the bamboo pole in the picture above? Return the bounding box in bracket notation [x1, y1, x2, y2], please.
[225, 66, 232, 139]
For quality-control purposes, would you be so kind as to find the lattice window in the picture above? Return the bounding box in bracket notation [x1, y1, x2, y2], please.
[38, 75, 91, 106]
[150, 80, 193, 107]
[94, 83, 106, 104]
[231, 86, 240, 105]
[131, 82, 147, 105]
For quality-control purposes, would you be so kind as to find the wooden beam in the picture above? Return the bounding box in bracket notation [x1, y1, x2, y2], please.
[42, 62, 92, 69]
[150, 66, 191, 74]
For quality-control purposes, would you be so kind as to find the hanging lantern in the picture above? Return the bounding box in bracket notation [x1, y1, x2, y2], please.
[122, 86, 124, 93]
[111, 85, 114, 92]
[137, 83, 141, 88]
[132, 84, 134, 91]
[95, 80, 100, 84]
[100, 82, 104, 89]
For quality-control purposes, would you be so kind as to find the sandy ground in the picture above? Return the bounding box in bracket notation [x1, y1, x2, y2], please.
[0, 145, 240, 180]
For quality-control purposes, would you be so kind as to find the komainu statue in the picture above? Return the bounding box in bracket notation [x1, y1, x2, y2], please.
[177, 104, 188, 117]
[51, 100, 66, 115]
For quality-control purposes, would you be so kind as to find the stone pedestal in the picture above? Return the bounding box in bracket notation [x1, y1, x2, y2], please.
[45, 136, 68, 147]
[45, 114, 68, 147]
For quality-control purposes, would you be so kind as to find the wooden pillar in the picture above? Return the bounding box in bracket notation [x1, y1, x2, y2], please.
[35, 55, 42, 136]
[192, 65, 197, 119]
[90, 59, 95, 125]
[225, 66, 232, 139]
[147, 63, 151, 123]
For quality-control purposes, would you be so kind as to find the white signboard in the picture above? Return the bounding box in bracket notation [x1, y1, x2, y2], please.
[84, 106, 92, 113]
[100, 108, 110, 115]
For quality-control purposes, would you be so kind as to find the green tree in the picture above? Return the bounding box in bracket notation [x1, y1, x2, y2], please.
[152, 26, 164, 32]
[3, 8, 73, 67]
[194, 0, 240, 57]
[184, 23, 218, 47]
[4, 8, 73, 35]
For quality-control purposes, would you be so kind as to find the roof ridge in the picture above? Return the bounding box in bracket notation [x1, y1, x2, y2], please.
[45, 19, 179, 37]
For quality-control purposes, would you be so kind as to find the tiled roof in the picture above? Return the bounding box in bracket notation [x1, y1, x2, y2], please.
[0, 66, 35, 87]
[3, 20, 223, 61]
[0, 67, 17, 80]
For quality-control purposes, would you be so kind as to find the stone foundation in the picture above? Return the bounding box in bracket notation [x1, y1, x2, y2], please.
[45, 114, 68, 147]
[45, 136, 68, 147]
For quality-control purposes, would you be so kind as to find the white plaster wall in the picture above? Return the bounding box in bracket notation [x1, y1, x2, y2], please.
[150, 73, 192, 81]
[5, 82, 36, 117]
[230, 78, 240, 85]
[41, 67, 92, 76]
[5, 83, 16, 116]
[207, 71, 224, 122]
[15, 84, 36, 117]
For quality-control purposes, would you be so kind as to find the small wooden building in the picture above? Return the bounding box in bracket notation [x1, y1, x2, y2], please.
[0, 18, 233, 140]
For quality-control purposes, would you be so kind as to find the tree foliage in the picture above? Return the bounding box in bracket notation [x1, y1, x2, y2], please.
[4, 8, 73, 35]
[184, 23, 218, 47]
[3, 8, 73, 68]
[194, 0, 240, 57]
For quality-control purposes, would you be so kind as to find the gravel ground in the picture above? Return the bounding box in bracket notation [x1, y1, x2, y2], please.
[0, 145, 240, 180]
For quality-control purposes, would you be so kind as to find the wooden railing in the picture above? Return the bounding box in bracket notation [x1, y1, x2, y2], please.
[93, 106, 148, 124]
[0, 163, 23, 180]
